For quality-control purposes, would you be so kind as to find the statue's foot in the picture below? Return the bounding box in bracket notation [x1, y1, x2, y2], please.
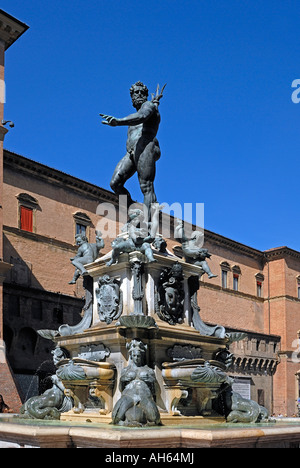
[148, 258, 158, 263]
[68, 280, 76, 284]
[208, 274, 218, 279]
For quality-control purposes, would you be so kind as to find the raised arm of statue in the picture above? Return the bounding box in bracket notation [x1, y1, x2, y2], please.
[100, 101, 155, 127]
[174, 219, 189, 243]
[95, 230, 104, 250]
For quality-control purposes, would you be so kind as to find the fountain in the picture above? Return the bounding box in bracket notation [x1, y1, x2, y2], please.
[1, 81, 300, 448]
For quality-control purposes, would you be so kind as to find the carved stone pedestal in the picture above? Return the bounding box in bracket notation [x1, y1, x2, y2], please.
[54, 251, 233, 425]
[37, 246, 266, 427]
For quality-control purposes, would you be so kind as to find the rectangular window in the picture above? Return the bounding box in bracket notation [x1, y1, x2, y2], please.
[257, 281, 262, 298]
[222, 270, 228, 288]
[76, 223, 86, 236]
[233, 274, 239, 291]
[20, 206, 33, 232]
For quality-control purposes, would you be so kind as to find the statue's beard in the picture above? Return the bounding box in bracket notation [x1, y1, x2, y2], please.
[132, 96, 147, 109]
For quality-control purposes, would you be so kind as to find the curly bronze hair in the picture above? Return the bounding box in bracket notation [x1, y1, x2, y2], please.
[126, 339, 147, 354]
[129, 81, 149, 97]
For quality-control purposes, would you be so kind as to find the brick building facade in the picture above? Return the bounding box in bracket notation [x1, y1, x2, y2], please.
[3, 147, 298, 417]
[0, 9, 299, 418]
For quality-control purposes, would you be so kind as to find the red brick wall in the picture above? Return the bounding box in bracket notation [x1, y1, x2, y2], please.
[0, 360, 22, 413]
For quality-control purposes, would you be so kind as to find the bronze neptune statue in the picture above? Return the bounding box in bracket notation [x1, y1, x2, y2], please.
[100, 81, 166, 212]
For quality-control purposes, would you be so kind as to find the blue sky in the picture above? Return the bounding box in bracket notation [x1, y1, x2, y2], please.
[1, 0, 300, 252]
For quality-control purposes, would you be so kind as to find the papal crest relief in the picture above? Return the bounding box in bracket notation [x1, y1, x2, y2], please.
[96, 274, 123, 324]
[154, 262, 185, 325]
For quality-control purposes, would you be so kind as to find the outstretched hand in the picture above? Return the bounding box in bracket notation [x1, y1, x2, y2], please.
[99, 113, 118, 126]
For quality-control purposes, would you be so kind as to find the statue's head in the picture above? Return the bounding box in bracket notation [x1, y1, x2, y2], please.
[127, 339, 147, 367]
[130, 81, 148, 109]
[75, 233, 88, 245]
[128, 208, 144, 227]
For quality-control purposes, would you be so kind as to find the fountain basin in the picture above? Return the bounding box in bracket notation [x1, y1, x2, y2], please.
[1, 415, 300, 448]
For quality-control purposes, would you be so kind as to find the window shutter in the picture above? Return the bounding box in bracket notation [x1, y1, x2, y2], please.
[20, 206, 33, 232]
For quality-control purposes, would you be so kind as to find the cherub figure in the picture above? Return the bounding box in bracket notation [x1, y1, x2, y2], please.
[107, 203, 162, 266]
[69, 231, 104, 284]
[174, 219, 217, 279]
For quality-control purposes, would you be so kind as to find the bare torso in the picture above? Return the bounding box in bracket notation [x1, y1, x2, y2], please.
[126, 101, 160, 155]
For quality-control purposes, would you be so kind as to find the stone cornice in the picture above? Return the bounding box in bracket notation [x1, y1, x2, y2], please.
[4, 149, 119, 204]
[264, 246, 300, 261]
[173, 239, 265, 263]
[0, 9, 29, 50]
[165, 215, 266, 261]
[202, 230, 265, 261]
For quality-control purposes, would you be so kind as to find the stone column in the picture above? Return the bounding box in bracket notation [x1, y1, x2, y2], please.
[130, 254, 144, 316]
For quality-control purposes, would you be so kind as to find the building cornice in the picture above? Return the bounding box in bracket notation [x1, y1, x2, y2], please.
[264, 246, 300, 261]
[4, 149, 119, 204]
[0, 10, 29, 50]
[203, 229, 265, 261]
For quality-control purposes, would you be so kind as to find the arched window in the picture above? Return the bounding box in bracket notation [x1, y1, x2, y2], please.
[232, 265, 241, 291]
[220, 261, 231, 289]
[17, 193, 39, 233]
[73, 212, 92, 239]
[255, 273, 264, 298]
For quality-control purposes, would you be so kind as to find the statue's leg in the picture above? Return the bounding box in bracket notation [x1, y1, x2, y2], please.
[200, 261, 217, 279]
[72, 258, 88, 276]
[142, 243, 156, 263]
[106, 240, 130, 266]
[110, 153, 136, 206]
[69, 269, 81, 284]
[106, 248, 120, 266]
[137, 143, 158, 212]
